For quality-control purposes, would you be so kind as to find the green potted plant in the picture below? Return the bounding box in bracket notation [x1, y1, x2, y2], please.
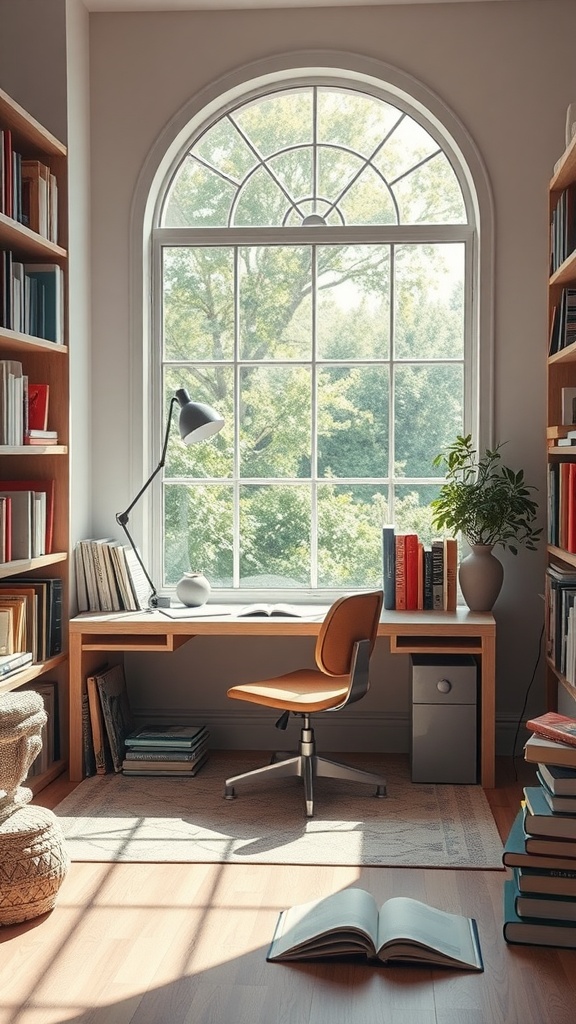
[430, 434, 542, 611]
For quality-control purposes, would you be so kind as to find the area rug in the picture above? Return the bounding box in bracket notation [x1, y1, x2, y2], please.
[54, 752, 504, 868]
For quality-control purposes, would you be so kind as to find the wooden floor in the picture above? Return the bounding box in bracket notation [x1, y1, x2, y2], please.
[1, 756, 576, 1024]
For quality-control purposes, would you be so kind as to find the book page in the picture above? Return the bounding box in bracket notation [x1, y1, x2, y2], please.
[376, 898, 482, 968]
[268, 888, 378, 960]
[238, 603, 302, 617]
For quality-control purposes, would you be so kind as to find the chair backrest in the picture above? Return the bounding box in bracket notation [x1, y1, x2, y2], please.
[314, 590, 383, 677]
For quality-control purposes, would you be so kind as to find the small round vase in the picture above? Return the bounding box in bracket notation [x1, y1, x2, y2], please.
[175, 571, 211, 608]
[458, 543, 504, 612]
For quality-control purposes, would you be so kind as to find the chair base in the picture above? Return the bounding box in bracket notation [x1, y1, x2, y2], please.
[223, 742, 387, 818]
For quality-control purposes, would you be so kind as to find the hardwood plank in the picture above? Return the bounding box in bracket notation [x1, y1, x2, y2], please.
[1, 758, 575, 1024]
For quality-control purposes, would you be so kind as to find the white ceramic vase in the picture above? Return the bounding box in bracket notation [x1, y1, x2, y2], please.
[458, 543, 504, 612]
[175, 571, 211, 607]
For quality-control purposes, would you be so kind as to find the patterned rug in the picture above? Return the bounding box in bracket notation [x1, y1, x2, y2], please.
[54, 752, 504, 868]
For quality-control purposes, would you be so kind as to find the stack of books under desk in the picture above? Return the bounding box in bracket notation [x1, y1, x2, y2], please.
[502, 712, 576, 947]
[122, 723, 209, 777]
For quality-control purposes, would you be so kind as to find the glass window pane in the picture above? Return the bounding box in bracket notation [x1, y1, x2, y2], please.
[317, 484, 386, 588]
[337, 166, 398, 226]
[233, 90, 313, 158]
[239, 246, 312, 360]
[162, 157, 236, 227]
[240, 365, 311, 478]
[374, 115, 439, 184]
[317, 245, 390, 359]
[317, 89, 402, 153]
[193, 117, 259, 181]
[163, 247, 234, 361]
[394, 243, 465, 359]
[268, 149, 313, 212]
[318, 366, 389, 478]
[394, 483, 443, 548]
[239, 484, 311, 587]
[395, 364, 463, 478]
[164, 483, 233, 586]
[233, 165, 295, 226]
[164, 366, 233, 479]
[393, 152, 466, 224]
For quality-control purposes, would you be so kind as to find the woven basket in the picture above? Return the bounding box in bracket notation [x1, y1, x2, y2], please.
[0, 804, 70, 925]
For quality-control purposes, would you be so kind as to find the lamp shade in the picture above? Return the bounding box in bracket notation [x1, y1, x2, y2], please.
[175, 388, 224, 445]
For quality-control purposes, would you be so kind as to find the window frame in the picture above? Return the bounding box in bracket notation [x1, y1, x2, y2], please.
[130, 55, 493, 604]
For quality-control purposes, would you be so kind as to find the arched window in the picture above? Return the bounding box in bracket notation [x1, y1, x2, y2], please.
[149, 72, 486, 599]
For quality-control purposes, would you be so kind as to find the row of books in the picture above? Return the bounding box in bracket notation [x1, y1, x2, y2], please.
[1, 129, 59, 243]
[0, 577, 62, 666]
[83, 661, 209, 778]
[549, 286, 576, 356]
[550, 183, 576, 278]
[0, 362, 58, 446]
[75, 538, 151, 613]
[544, 562, 576, 680]
[1, 254, 64, 344]
[502, 712, 576, 948]
[382, 526, 457, 612]
[547, 461, 576, 551]
[22, 680, 60, 778]
[0, 480, 55, 563]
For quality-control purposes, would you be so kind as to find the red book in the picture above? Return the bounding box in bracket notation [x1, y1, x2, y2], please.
[27, 383, 49, 431]
[404, 533, 419, 610]
[395, 534, 406, 610]
[526, 712, 576, 750]
[557, 460, 565, 548]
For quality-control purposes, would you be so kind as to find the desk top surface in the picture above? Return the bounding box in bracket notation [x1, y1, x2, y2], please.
[69, 604, 496, 637]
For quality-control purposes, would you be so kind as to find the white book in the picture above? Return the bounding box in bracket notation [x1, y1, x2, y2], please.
[0, 490, 32, 559]
[74, 542, 89, 613]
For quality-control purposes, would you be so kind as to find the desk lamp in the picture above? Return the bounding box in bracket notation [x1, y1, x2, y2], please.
[116, 387, 224, 609]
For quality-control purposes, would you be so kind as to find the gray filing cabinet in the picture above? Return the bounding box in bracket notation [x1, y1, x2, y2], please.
[411, 654, 478, 784]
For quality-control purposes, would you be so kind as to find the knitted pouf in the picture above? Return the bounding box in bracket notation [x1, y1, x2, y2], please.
[0, 804, 70, 924]
[0, 691, 69, 925]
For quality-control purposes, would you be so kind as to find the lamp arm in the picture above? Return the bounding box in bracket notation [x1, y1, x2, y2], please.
[115, 395, 179, 608]
[116, 395, 178, 522]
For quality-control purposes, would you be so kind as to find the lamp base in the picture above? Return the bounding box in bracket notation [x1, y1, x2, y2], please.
[150, 595, 172, 609]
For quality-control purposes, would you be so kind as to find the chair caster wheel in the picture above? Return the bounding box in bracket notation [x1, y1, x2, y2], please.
[375, 785, 387, 798]
[224, 786, 236, 800]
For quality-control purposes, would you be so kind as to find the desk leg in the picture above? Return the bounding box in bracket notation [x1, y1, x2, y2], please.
[480, 633, 496, 789]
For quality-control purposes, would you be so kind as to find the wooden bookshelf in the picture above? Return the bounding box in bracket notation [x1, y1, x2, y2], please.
[0, 86, 69, 792]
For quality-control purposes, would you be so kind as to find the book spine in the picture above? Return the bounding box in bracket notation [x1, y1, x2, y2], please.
[443, 538, 458, 612]
[395, 535, 406, 611]
[404, 533, 419, 611]
[48, 578, 62, 657]
[382, 526, 395, 610]
[431, 540, 444, 610]
[423, 549, 434, 610]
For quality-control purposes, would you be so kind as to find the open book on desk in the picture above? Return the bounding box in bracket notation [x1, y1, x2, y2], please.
[267, 888, 483, 970]
[237, 603, 303, 617]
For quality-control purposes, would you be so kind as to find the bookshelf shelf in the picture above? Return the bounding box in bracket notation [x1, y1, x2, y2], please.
[0, 654, 67, 695]
[0, 88, 69, 793]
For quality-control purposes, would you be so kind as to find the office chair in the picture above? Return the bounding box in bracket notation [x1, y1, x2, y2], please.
[223, 590, 387, 817]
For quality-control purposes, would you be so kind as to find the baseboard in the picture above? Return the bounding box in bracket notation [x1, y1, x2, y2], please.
[131, 706, 525, 757]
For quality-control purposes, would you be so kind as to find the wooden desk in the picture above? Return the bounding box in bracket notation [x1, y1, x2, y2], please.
[68, 607, 496, 787]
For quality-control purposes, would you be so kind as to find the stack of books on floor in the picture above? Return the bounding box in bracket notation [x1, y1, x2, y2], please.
[122, 723, 209, 776]
[502, 711, 576, 948]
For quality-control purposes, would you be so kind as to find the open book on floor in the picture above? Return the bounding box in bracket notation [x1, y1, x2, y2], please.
[266, 887, 483, 970]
